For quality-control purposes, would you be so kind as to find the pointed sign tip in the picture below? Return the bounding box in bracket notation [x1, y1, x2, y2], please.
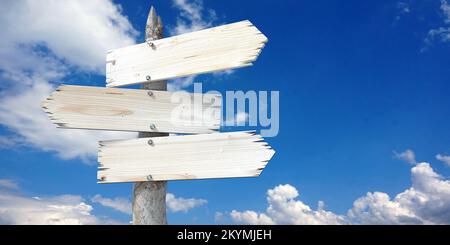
[149, 5, 156, 15]
[148, 5, 159, 22]
[146, 5, 163, 40]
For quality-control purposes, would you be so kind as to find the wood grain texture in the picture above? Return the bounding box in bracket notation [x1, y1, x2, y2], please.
[98, 131, 275, 183]
[42, 85, 221, 134]
[106, 20, 268, 87]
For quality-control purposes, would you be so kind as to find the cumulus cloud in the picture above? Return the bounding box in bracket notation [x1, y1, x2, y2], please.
[0, 82, 136, 161]
[225, 162, 450, 225]
[0, 180, 206, 224]
[349, 162, 450, 224]
[347, 191, 421, 224]
[393, 149, 416, 164]
[169, 0, 217, 35]
[0, 190, 121, 225]
[436, 154, 450, 167]
[0, 0, 138, 161]
[166, 193, 207, 213]
[0, 0, 137, 73]
[230, 184, 345, 225]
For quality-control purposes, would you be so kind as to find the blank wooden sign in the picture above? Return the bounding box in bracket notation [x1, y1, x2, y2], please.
[42, 85, 221, 134]
[97, 131, 275, 183]
[106, 20, 268, 87]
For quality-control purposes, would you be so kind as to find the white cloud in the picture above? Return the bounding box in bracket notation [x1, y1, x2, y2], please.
[167, 75, 197, 91]
[213, 69, 235, 77]
[0, 81, 137, 162]
[393, 149, 416, 164]
[395, 2, 411, 21]
[0, 136, 24, 149]
[0, 179, 19, 190]
[0, 186, 206, 224]
[91, 193, 206, 214]
[349, 162, 450, 224]
[397, 2, 411, 14]
[0, 0, 137, 73]
[436, 154, 450, 167]
[169, 0, 217, 35]
[166, 193, 207, 213]
[91, 194, 131, 215]
[225, 162, 450, 225]
[222, 112, 249, 126]
[230, 210, 276, 225]
[442, 0, 450, 23]
[425, 0, 450, 44]
[0, 0, 139, 161]
[230, 184, 346, 225]
[347, 191, 421, 224]
[427, 27, 450, 42]
[0, 191, 121, 225]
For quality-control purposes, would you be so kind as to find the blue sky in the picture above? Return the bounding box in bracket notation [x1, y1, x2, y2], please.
[0, 0, 450, 224]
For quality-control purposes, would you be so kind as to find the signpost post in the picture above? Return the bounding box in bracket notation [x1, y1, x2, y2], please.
[42, 4, 274, 225]
[133, 6, 168, 225]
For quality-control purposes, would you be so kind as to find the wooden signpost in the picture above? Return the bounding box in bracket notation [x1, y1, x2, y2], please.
[42, 5, 274, 225]
[106, 20, 268, 87]
[98, 131, 275, 183]
[43, 85, 221, 134]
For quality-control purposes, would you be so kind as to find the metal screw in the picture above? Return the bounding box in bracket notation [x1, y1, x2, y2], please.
[146, 75, 151, 81]
[147, 90, 153, 97]
[147, 175, 153, 181]
[147, 139, 154, 146]
[99, 176, 106, 181]
[149, 123, 156, 130]
[147, 41, 155, 49]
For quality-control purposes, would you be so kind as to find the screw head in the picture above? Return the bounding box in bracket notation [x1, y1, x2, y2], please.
[147, 175, 153, 181]
[146, 75, 151, 81]
[147, 139, 154, 146]
[149, 123, 156, 130]
[147, 91, 153, 97]
[147, 41, 155, 49]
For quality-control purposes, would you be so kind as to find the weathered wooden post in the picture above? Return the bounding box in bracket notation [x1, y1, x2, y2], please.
[132, 6, 168, 225]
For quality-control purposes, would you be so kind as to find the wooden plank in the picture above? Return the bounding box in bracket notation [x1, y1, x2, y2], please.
[42, 85, 221, 134]
[106, 20, 268, 87]
[97, 131, 275, 183]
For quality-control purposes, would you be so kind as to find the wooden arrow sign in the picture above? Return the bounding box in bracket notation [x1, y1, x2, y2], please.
[106, 20, 268, 87]
[97, 131, 275, 183]
[42, 85, 221, 134]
